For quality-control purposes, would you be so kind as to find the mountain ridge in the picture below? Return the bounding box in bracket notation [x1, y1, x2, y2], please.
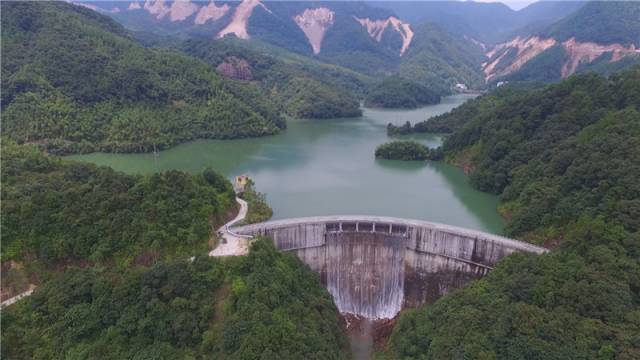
[1, 1, 283, 154]
[483, 2, 640, 83]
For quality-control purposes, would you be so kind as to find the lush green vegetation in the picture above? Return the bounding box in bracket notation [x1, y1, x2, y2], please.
[439, 69, 640, 238]
[364, 24, 485, 109]
[375, 141, 437, 161]
[387, 85, 541, 135]
[499, 44, 568, 83]
[389, 68, 640, 359]
[543, 1, 640, 46]
[181, 38, 365, 119]
[392, 218, 640, 359]
[1, 2, 283, 155]
[2, 239, 347, 360]
[1, 140, 235, 266]
[365, 76, 440, 109]
[398, 23, 486, 94]
[239, 180, 274, 225]
[283, 77, 362, 118]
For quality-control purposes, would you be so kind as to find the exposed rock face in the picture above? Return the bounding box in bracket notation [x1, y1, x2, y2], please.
[484, 35, 640, 81]
[128, 1, 142, 10]
[354, 16, 414, 56]
[293, 7, 335, 55]
[234, 216, 546, 320]
[356, 17, 389, 41]
[194, 0, 229, 25]
[484, 36, 557, 81]
[216, 56, 253, 80]
[168, 0, 199, 22]
[217, 0, 271, 40]
[143, 0, 170, 20]
[136, 0, 230, 24]
[561, 37, 639, 77]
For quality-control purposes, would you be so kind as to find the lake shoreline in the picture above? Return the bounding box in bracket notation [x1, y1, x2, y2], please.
[68, 95, 505, 235]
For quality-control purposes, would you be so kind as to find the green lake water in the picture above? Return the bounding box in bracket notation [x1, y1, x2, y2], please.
[69, 94, 505, 234]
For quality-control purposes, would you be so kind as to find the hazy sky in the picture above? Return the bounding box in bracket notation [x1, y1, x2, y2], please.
[375, 1, 541, 11]
[471, 0, 538, 10]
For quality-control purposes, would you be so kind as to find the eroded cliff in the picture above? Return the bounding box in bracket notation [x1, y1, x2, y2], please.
[484, 36, 639, 81]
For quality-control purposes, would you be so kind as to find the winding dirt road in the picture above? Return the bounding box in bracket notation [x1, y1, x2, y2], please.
[209, 197, 252, 257]
[1, 286, 35, 309]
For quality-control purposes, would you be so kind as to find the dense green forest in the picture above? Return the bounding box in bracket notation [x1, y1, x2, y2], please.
[390, 68, 640, 359]
[387, 84, 540, 134]
[1, 2, 283, 155]
[364, 24, 485, 108]
[1, 140, 235, 266]
[2, 239, 347, 360]
[181, 38, 365, 119]
[375, 141, 434, 161]
[437, 68, 640, 238]
[543, 1, 640, 46]
[399, 23, 486, 94]
[392, 218, 640, 359]
[365, 76, 440, 109]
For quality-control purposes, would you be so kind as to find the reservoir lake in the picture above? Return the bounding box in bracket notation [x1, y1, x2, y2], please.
[69, 94, 505, 234]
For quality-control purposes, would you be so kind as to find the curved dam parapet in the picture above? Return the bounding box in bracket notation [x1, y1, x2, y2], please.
[232, 215, 547, 319]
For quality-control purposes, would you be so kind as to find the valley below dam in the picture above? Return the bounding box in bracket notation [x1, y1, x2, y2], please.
[232, 216, 546, 358]
[69, 94, 505, 234]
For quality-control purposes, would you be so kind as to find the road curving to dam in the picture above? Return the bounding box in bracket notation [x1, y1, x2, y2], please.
[209, 197, 251, 257]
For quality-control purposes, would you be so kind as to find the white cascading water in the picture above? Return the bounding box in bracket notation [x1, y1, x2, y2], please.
[243, 217, 545, 320]
[324, 232, 405, 319]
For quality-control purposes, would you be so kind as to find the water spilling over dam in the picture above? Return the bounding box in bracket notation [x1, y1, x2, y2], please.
[232, 216, 546, 319]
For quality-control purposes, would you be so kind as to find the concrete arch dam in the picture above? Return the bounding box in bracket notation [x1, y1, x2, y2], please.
[232, 215, 547, 319]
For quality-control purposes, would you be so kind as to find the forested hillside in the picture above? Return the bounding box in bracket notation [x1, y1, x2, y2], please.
[399, 23, 486, 93]
[1, 2, 283, 155]
[543, 1, 640, 46]
[482, 2, 640, 84]
[377, 0, 584, 44]
[440, 68, 640, 238]
[2, 239, 347, 359]
[1, 140, 235, 294]
[181, 38, 365, 119]
[364, 23, 485, 108]
[388, 82, 541, 134]
[365, 75, 440, 109]
[390, 67, 640, 359]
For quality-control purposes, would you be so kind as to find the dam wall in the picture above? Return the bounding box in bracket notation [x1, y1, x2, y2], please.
[232, 216, 546, 319]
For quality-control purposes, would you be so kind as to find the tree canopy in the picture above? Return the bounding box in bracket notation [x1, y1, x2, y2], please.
[1, 140, 235, 265]
[1, 2, 283, 155]
[375, 140, 435, 161]
[365, 76, 440, 109]
[389, 67, 640, 359]
[182, 38, 365, 119]
[2, 239, 347, 360]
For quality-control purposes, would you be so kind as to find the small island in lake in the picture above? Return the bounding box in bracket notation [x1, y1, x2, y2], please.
[375, 140, 439, 161]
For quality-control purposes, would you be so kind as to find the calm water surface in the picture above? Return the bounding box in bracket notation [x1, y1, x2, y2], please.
[69, 95, 505, 234]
